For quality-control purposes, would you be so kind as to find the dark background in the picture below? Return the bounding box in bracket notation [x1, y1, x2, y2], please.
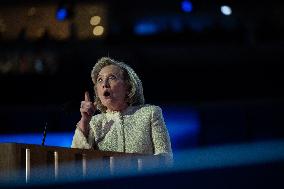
[1, 1, 284, 188]
[0, 0, 284, 148]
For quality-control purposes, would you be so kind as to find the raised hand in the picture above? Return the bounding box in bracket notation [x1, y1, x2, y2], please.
[80, 91, 97, 122]
[78, 91, 97, 136]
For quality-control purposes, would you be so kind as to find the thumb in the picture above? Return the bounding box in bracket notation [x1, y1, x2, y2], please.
[84, 91, 91, 102]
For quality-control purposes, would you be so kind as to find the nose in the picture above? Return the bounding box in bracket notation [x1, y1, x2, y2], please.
[102, 78, 110, 88]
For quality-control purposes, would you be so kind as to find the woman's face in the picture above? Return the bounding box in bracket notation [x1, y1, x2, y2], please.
[95, 65, 129, 111]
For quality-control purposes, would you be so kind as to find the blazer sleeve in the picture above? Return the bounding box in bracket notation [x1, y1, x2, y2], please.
[71, 120, 95, 149]
[150, 106, 173, 157]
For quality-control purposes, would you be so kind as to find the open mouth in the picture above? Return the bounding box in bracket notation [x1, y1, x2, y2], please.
[103, 91, 111, 97]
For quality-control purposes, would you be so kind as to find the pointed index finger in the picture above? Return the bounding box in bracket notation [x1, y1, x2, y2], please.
[85, 91, 91, 102]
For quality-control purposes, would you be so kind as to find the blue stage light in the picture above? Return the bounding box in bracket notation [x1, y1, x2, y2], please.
[181, 0, 193, 13]
[162, 106, 200, 151]
[0, 132, 73, 147]
[134, 21, 159, 35]
[56, 8, 68, 21]
[221, 5, 232, 16]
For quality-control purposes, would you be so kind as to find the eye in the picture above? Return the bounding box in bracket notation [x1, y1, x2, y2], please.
[109, 75, 117, 80]
[97, 77, 103, 83]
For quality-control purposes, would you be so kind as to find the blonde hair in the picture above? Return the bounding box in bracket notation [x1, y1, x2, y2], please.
[91, 57, 145, 112]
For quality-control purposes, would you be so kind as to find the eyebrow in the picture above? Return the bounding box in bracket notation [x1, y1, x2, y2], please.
[97, 72, 121, 78]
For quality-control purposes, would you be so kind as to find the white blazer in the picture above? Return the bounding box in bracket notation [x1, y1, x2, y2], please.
[71, 104, 172, 157]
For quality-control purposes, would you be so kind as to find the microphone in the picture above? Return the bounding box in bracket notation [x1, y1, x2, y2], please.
[41, 122, 48, 146]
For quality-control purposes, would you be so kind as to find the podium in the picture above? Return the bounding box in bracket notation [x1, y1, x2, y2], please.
[0, 143, 154, 184]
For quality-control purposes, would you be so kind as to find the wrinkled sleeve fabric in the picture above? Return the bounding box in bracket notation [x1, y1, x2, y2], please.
[150, 106, 173, 158]
[71, 120, 96, 149]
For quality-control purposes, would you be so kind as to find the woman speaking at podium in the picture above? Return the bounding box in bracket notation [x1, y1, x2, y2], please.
[71, 57, 172, 160]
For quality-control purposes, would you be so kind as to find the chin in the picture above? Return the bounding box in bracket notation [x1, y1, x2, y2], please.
[102, 100, 113, 108]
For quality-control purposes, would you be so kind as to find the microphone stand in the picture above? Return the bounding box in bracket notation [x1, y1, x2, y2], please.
[41, 122, 48, 146]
